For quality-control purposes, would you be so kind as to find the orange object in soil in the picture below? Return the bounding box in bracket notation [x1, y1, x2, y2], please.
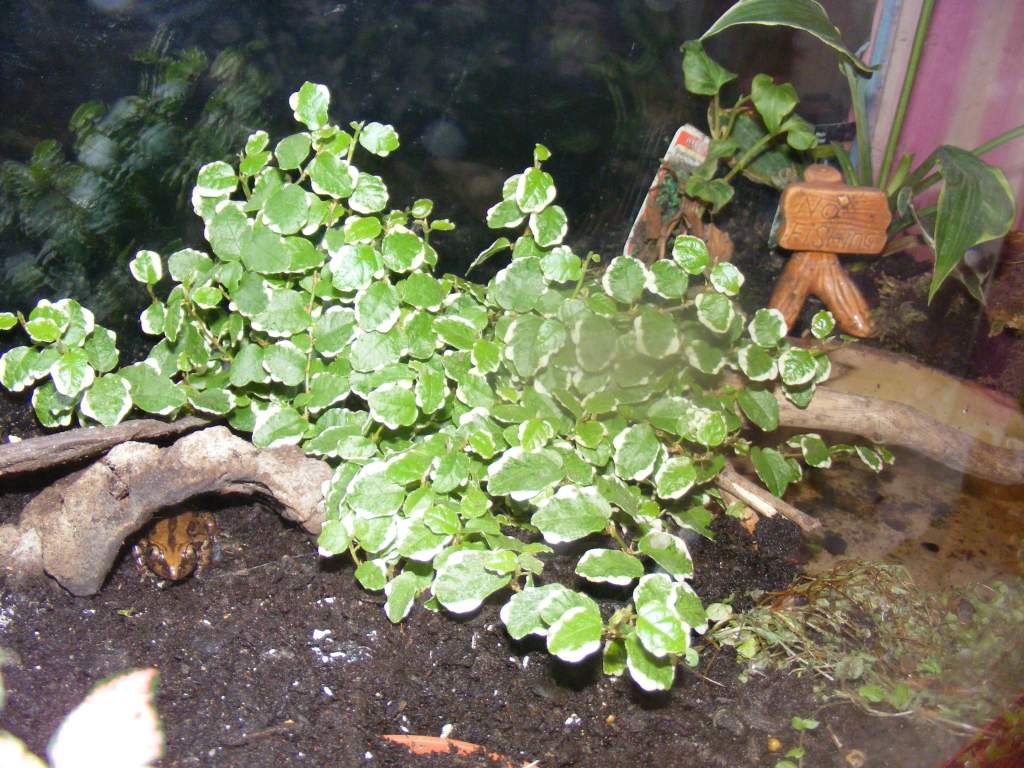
[380, 734, 529, 767]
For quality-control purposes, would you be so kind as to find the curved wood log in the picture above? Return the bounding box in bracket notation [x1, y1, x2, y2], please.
[777, 388, 1024, 485]
[0, 416, 213, 480]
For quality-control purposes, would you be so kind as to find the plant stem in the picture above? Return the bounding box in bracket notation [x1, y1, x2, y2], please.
[878, 0, 936, 186]
[723, 133, 775, 183]
[842, 62, 873, 186]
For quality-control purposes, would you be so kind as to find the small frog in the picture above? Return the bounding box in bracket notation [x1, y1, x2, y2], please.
[134, 511, 219, 582]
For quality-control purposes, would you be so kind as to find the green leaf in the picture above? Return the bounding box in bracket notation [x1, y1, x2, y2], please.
[530, 205, 568, 247]
[856, 444, 884, 472]
[328, 243, 381, 292]
[680, 40, 737, 96]
[274, 133, 311, 170]
[381, 231, 426, 273]
[195, 160, 237, 197]
[358, 122, 400, 157]
[575, 549, 644, 586]
[289, 81, 330, 130]
[751, 446, 794, 496]
[654, 456, 697, 500]
[80, 374, 132, 426]
[695, 292, 735, 334]
[646, 260, 688, 299]
[350, 172, 389, 214]
[385, 571, 422, 623]
[317, 519, 351, 557]
[531, 485, 612, 544]
[737, 343, 778, 381]
[625, 633, 675, 692]
[486, 447, 564, 501]
[240, 223, 290, 275]
[263, 341, 306, 386]
[747, 308, 788, 347]
[307, 154, 358, 199]
[432, 550, 511, 614]
[367, 382, 418, 429]
[500, 583, 568, 639]
[672, 235, 710, 274]
[486, 199, 525, 229]
[0, 312, 16, 331]
[572, 314, 617, 373]
[685, 177, 734, 213]
[344, 215, 383, 243]
[252, 288, 310, 337]
[52, 348, 95, 398]
[119, 363, 186, 415]
[398, 273, 445, 310]
[601, 256, 647, 304]
[355, 559, 388, 591]
[493, 257, 545, 313]
[634, 574, 689, 657]
[534, 143, 552, 163]
[603, 638, 627, 676]
[750, 74, 798, 133]
[187, 387, 237, 416]
[355, 281, 401, 333]
[634, 307, 679, 357]
[547, 601, 603, 663]
[709, 262, 745, 296]
[810, 310, 835, 339]
[129, 250, 163, 284]
[778, 348, 817, 386]
[253, 405, 309, 449]
[738, 387, 779, 431]
[929, 146, 1016, 301]
[515, 167, 557, 213]
[638, 531, 693, 580]
[612, 423, 661, 482]
[701, 0, 873, 75]
[468, 237, 512, 274]
[793, 433, 831, 468]
[261, 183, 309, 235]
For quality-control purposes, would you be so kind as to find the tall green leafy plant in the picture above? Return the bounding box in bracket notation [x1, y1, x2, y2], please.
[699, 0, 1022, 302]
[0, 83, 889, 692]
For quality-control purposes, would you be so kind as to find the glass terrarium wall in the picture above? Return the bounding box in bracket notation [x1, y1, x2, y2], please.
[0, 0, 874, 324]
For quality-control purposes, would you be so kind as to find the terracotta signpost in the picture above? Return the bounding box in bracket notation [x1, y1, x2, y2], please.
[770, 164, 891, 337]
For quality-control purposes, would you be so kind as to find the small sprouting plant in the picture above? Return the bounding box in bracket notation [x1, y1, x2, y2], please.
[0, 83, 889, 692]
[774, 715, 819, 768]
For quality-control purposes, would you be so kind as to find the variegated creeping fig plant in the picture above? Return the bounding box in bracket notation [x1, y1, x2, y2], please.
[0, 83, 890, 691]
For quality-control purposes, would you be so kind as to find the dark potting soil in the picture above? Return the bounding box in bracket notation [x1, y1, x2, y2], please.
[0, 403, 962, 768]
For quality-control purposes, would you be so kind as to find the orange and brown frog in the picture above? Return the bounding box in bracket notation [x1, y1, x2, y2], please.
[134, 511, 219, 582]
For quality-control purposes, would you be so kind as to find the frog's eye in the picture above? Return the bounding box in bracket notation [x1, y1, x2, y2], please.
[148, 545, 162, 560]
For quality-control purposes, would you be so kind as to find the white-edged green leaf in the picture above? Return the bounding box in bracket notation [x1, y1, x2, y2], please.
[79, 374, 132, 426]
[529, 205, 568, 247]
[646, 260, 688, 299]
[709, 261, 745, 296]
[515, 167, 556, 213]
[748, 308, 787, 347]
[672, 235, 710, 274]
[625, 633, 675, 691]
[289, 81, 330, 130]
[195, 160, 237, 197]
[695, 291, 735, 334]
[737, 343, 778, 381]
[486, 447, 564, 501]
[531, 484, 612, 544]
[638, 531, 693, 580]
[601, 256, 647, 305]
[778, 347, 817, 386]
[547, 601, 603, 663]
[751, 446, 795, 496]
[129, 250, 163, 284]
[654, 456, 697, 500]
[493, 257, 545, 313]
[432, 549, 511, 614]
[612, 423, 661, 482]
[187, 387, 237, 416]
[810, 310, 835, 339]
[359, 121, 400, 157]
[367, 381, 418, 430]
[500, 583, 569, 639]
[252, 404, 308, 448]
[355, 281, 401, 333]
[575, 549, 644, 585]
[385, 571, 422, 623]
[51, 348, 95, 398]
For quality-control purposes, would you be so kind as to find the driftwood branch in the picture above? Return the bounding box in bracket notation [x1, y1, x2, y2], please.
[0, 416, 213, 480]
[716, 462, 823, 536]
[776, 388, 1024, 485]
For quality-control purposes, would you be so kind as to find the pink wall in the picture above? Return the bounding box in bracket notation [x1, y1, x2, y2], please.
[867, 0, 1024, 226]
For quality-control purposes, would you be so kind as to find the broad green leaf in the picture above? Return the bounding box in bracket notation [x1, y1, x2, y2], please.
[547, 602, 603, 663]
[672, 235, 710, 274]
[500, 583, 569, 639]
[685, 177, 734, 213]
[263, 341, 306, 386]
[748, 307, 787, 346]
[575, 549, 644, 585]
[317, 519, 351, 557]
[240, 223, 290, 274]
[398, 520, 449, 561]
[634, 574, 689, 657]
[359, 122, 400, 157]
[367, 381, 418, 429]
[355, 559, 388, 591]
[572, 314, 617, 373]
[810, 310, 835, 339]
[530, 205, 568, 247]
[349, 172, 389, 214]
[187, 387, 237, 416]
[355, 281, 401, 333]
[289, 81, 330, 130]
[398, 273, 445, 310]
[381, 232, 425, 273]
[793, 433, 831, 468]
[751, 446, 794, 496]
[119, 363, 186, 415]
[778, 348, 817, 386]
[680, 40, 737, 96]
[531, 485, 612, 544]
[634, 308, 679, 357]
[612, 423, 661, 482]
[313, 307, 357, 357]
[750, 74, 798, 133]
[701, 0, 873, 75]
[328, 243, 381, 292]
[515, 167, 556, 213]
[80, 374, 132, 426]
[307, 154, 358, 198]
[486, 199, 525, 229]
[493, 257, 545, 313]
[432, 550, 511, 614]
[638, 530, 693, 580]
[230, 343, 267, 387]
[709, 262, 745, 296]
[929, 146, 1016, 301]
[195, 160, 237, 197]
[252, 405, 309, 449]
[343, 215, 382, 243]
[434, 316, 476, 351]
[737, 343, 778, 381]
[695, 292, 735, 334]
[856, 444, 884, 472]
[274, 133, 311, 170]
[486, 447, 564, 501]
[540, 245, 582, 283]
[604, 638, 627, 677]
[251, 288, 310, 337]
[737, 387, 779, 431]
[654, 456, 697, 500]
[646, 260, 688, 299]
[468, 237, 512, 274]
[625, 633, 676, 692]
[52, 349, 95, 398]
[262, 183, 309, 235]
[0, 312, 17, 331]
[31, 381, 74, 428]
[129, 250, 163, 284]
[385, 571, 422, 623]
[601, 256, 646, 305]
